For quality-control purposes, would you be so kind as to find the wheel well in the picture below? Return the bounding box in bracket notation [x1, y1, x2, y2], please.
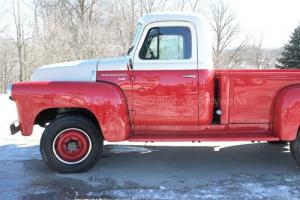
[35, 108, 101, 133]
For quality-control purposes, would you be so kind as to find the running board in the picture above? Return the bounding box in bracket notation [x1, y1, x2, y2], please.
[129, 132, 280, 142]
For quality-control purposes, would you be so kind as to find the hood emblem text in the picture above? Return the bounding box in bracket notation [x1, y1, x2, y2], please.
[101, 73, 127, 77]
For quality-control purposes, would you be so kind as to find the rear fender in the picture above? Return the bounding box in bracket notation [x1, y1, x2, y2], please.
[273, 85, 300, 141]
[12, 81, 131, 142]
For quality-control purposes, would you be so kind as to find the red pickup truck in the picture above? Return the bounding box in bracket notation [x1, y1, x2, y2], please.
[7, 13, 300, 173]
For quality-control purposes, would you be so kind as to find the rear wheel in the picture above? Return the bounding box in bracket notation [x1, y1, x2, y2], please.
[40, 115, 103, 173]
[290, 132, 300, 167]
[267, 141, 288, 145]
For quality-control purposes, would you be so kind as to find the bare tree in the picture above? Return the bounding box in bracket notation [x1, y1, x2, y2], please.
[46, 0, 102, 59]
[189, 0, 201, 12]
[141, 0, 167, 14]
[173, 0, 204, 12]
[226, 37, 248, 69]
[209, 0, 247, 68]
[0, 35, 17, 92]
[12, 0, 26, 81]
[252, 37, 264, 69]
[60, 0, 99, 23]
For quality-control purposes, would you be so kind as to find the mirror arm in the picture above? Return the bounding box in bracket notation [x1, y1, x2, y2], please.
[128, 58, 133, 70]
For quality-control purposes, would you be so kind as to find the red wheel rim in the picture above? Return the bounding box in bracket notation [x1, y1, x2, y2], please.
[53, 129, 91, 164]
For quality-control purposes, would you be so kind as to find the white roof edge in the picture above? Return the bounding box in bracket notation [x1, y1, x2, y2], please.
[138, 12, 208, 24]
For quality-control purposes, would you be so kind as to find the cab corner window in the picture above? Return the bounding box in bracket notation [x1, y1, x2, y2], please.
[139, 26, 192, 60]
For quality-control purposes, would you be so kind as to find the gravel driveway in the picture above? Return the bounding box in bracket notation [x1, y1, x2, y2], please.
[1, 94, 300, 200]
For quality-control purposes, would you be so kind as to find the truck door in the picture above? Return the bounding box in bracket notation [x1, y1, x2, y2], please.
[131, 21, 199, 134]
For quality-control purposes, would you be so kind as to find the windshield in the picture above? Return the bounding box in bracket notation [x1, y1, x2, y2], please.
[128, 23, 142, 54]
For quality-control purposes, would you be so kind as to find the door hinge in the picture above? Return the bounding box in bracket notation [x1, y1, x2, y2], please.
[130, 109, 136, 115]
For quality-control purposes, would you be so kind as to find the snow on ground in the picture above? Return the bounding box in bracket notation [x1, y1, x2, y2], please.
[1, 94, 300, 199]
[0, 94, 18, 135]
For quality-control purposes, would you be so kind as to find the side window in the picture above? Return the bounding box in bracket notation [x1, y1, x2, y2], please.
[139, 26, 192, 60]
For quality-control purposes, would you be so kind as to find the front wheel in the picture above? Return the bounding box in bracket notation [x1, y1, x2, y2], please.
[40, 115, 103, 173]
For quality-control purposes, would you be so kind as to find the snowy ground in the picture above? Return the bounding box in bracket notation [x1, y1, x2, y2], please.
[1, 94, 300, 199]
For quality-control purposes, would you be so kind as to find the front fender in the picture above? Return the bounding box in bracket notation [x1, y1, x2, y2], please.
[12, 81, 131, 142]
[273, 85, 300, 141]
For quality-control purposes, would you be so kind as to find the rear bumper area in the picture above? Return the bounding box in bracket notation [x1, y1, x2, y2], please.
[10, 121, 20, 135]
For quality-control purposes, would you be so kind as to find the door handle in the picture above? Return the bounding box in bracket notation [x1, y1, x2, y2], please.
[182, 74, 197, 78]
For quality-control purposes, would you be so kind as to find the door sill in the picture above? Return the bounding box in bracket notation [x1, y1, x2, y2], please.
[129, 132, 279, 142]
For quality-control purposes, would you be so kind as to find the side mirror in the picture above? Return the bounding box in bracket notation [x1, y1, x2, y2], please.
[127, 58, 133, 70]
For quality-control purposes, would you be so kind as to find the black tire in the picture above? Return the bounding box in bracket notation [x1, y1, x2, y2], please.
[267, 141, 288, 145]
[40, 115, 103, 173]
[291, 133, 300, 167]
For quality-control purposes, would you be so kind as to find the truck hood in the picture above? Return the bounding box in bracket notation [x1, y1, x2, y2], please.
[97, 56, 129, 71]
[31, 56, 130, 82]
[31, 59, 99, 82]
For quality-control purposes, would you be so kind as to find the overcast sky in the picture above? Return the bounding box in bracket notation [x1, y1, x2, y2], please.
[227, 0, 300, 48]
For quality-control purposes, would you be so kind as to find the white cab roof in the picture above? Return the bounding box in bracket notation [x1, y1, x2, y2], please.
[138, 13, 213, 69]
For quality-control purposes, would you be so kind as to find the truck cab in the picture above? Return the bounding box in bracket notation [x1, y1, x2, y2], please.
[8, 13, 300, 173]
[98, 14, 214, 135]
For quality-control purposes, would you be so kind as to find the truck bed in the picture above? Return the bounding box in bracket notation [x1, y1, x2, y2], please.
[215, 69, 300, 125]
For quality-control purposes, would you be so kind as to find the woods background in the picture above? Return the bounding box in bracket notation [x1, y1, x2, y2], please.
[0, 0, 282, 93]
